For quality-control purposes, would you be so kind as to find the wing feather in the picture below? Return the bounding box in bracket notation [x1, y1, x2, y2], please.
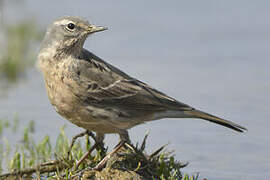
[76, 49, 193, 112]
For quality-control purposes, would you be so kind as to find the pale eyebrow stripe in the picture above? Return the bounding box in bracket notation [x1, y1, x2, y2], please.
[54, 19, 73, 25]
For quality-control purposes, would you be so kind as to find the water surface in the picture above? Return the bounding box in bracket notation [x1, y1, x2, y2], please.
[1, 1, 269, 179]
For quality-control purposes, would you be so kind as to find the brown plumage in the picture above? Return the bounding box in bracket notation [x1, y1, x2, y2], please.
[38, 16, 247, 143]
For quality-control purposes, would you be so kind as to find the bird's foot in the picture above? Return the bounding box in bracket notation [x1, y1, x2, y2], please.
[92, 140, 148, 171]
[93, 140, 126, 171]
[96, 141, 107, 157]
[67, 130, 107, 170]
[75, 142, 100, 169]
[67, 130, 96, 158]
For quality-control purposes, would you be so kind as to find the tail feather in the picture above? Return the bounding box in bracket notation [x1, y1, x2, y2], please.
[185, 110, 247, 132]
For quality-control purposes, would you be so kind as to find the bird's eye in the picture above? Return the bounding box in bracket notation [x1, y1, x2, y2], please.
[67, 23, 75, 30]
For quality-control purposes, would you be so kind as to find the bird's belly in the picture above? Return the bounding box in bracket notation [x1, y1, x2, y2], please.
[44, 77, 128, 133]
[45, 84, 104, 131]
[42, 71, 158, 134]
[43, 72, 81, 120]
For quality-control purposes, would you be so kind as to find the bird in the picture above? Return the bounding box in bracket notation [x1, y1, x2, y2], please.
[38, 16, 246, 151]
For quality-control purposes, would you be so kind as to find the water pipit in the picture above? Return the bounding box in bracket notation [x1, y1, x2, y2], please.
[38, 16, 246, 169]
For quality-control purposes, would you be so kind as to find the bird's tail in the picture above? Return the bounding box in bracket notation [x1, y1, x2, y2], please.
[184, 109, 247, 132]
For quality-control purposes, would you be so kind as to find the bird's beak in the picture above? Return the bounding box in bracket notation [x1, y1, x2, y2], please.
[87, 25, 108, 34]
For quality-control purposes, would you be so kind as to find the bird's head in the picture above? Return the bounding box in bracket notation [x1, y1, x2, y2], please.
[40, 16, 107, 56]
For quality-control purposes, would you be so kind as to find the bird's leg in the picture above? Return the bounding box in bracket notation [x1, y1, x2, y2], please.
[93, 130, 130, 171]
[119, 130, 131, 143]
[93, 140, 126, 170]
[67, 130, 95, 158]
[119, 131, 149, 162]
[75, 132, 105, 169]
[95, 132, 107, 156]
[118, 130, 140, 153]
[117, 131, 150, 164]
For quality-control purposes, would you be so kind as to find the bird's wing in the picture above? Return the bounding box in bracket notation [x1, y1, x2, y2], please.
[74, 50, 247, 133]
[75, 49, 193, 112]
[85, 79, 192, 111]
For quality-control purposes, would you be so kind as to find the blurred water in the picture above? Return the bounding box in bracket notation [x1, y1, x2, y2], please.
[1, 0, 270, 179]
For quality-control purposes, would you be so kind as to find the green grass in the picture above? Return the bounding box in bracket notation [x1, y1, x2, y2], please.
[0, 20, 42, 85]
[0, 117, 201, 180]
